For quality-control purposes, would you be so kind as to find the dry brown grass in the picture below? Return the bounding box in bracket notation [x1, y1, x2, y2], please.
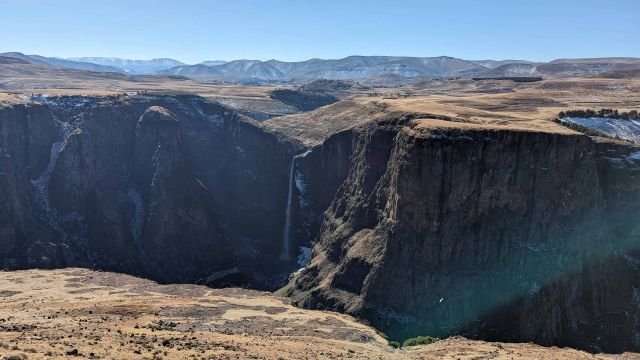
[0, 269, 391, 359]
[264, 76, 640, 144]
[374, 77, 640, 134]
[0, 269, 636, 360]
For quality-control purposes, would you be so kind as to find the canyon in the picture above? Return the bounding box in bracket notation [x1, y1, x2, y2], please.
[0, 93, 304, 288]
[1, 64, 640, 357]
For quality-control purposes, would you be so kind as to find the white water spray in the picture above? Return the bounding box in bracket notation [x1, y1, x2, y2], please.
[280, 149, 312, 261]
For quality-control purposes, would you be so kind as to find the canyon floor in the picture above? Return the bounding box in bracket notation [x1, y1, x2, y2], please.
[0, 269, 636, 360]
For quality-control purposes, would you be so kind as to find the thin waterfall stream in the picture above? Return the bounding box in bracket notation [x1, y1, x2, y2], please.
[280, 149, 312, 261]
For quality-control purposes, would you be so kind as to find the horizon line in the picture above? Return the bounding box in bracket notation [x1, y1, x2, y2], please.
[2, 50, 640, 66]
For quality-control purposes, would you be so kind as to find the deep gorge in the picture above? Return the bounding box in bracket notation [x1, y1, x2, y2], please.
[0, 94, 305, 288]
[1, 94, 640, 353]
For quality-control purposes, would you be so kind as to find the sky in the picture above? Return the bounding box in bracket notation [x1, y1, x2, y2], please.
[1, 0, 638, 64]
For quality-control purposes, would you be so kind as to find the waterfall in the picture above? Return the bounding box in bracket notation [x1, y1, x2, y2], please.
[280, 149, 312, 261]
[31, 120, 72, 232]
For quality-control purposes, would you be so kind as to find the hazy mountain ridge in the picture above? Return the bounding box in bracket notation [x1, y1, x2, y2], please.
[3, 52, 640, 83]
[158, 55, 640, 83]
[0, 52, 122, 73]
[158, 55, 490, 82]
[69, 57, 186, 74]
[0, 53, 189, 75]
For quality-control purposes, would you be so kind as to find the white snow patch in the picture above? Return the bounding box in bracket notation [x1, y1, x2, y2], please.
[297, 246, 312, 268]
[626, 151, 640, 162]
[561, 117, 640, 144]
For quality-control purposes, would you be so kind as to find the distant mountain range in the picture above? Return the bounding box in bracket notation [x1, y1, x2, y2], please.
[150, 55, 640, 83]
[0, 52, 122, 73]
[158, 56, 490, 82]
[2, 52, 640, 84]
[0, 53, 215, 75]
[68, 57, 187, 74]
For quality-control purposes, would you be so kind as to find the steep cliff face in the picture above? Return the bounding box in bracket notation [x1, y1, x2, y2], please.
[286, 130, 355, 262]
[5, 92, 640, 352]
[0, 94, 297, 285]
[283, 118, 640, 353]
[0, 103, 58, 261]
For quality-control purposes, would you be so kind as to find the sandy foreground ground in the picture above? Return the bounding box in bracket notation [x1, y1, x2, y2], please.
[0, 269, 637, 359]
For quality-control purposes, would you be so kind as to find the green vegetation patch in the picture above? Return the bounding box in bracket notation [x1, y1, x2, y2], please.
[401, 335, 440, 347]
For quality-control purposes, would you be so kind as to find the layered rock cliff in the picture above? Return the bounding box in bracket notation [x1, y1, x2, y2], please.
[0, 94, 299, 285]
[3, 93, 640, 353]
[282, 118, 640, 353]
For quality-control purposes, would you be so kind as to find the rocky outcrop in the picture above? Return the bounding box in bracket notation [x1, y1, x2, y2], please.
[0, 94, 298, 285]
[282, 118, 640, 353]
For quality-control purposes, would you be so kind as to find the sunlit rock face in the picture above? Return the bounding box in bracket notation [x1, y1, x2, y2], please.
[283, 118, 640, 353]
[0, 94, 296, 286]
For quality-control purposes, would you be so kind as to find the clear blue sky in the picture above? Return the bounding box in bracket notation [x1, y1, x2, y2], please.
[1, 0, 638, 63]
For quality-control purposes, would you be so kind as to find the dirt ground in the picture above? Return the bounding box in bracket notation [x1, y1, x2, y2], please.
[0, 269, 637, 360]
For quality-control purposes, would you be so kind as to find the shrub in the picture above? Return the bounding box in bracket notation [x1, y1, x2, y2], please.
[388, 341, 401, 349]
[402, 335, 440, 347]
